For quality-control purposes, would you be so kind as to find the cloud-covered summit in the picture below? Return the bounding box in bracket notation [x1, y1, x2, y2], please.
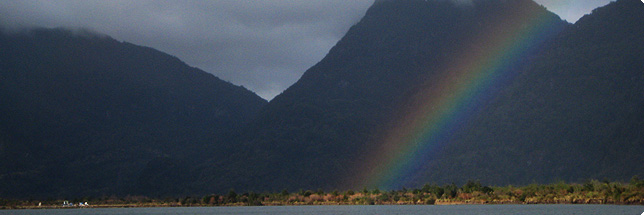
[0, 0, 373, 100]
[0, 0, 614, 100]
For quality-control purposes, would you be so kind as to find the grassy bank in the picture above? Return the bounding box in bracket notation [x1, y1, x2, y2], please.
[3, 178, 643, 209]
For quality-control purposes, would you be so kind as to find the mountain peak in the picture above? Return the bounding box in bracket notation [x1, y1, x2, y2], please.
[218, 0, 569, 192]
[373, 0, 394, 4]
[576, 0, 644, 25]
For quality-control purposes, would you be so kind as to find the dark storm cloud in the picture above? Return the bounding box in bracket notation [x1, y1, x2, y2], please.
[0, 0, 613, 99]
[0, 0, 373, 100]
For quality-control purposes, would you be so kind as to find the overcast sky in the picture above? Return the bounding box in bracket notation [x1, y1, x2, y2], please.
[0, 0, 616, 100]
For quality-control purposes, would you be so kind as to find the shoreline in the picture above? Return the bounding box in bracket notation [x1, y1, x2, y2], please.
[3, 179, 643, 209]
[4, 201, 642, 210]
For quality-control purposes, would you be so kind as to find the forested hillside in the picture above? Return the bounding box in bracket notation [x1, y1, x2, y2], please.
[2, 0, 643, 199]
[195, 0, 643, 193]
[0, 28, 267, 198]
[423, 0, 644, 186]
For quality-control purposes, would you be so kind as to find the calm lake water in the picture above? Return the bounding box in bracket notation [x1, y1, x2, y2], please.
[1, 205, 643, 215]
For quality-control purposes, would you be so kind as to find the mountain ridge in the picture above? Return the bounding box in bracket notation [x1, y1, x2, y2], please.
[2, 0, 643, 198]
[398, 0, 644, 187]
[0, 27, 267, 198]
[194, 0, 643, 193]
[193, 0, 574, 192]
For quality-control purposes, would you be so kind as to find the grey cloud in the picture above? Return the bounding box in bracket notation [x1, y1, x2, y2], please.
[0, 0, 373, 100]
[0, 0, 613, 100]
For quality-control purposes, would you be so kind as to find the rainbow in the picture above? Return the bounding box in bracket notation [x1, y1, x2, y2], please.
[350, 1, 564, 190]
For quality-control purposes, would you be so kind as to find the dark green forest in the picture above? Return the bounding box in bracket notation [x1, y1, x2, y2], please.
[193, 0, 644, 193]
[0, 28, 266, 198]
[1, 0, 643, 199]
[414, 0, 644, 185]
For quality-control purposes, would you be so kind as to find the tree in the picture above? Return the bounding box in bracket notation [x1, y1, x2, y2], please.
[631, 176, 644, 188]
[346, 190, 355, 195]
[372, 188, 381, 194]
[444, 184, 458, 198]
[227, 189, 238, 203]
[281, 189, 289, 197]
[463, 180, 483, 193]
[481, 186, 494, 195]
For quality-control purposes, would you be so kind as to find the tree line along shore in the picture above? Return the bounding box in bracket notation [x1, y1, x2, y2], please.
[3, 178, 643, 209]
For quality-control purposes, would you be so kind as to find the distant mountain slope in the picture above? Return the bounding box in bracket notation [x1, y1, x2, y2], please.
[3, 0, 643, 199]
[193, 0, 584, 192]
[420, 0, 644, 186]
[0, 28, 267, 198]
[194, 0, 644, 193]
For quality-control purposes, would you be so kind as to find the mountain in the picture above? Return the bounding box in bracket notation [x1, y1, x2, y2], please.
[0, 28, 267, 198]
[421, 0, 644, 186]
[2, 0, 643, 199]
[195, 0, 644, 192]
